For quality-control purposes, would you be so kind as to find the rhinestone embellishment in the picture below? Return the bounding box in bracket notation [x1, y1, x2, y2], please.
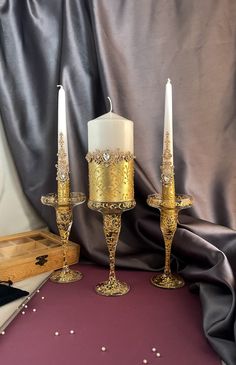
[103, 152, 110, 162]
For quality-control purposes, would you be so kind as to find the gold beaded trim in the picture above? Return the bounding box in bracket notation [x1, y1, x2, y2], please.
[86, 149, 135, 166]
[88, 200, 136, 213]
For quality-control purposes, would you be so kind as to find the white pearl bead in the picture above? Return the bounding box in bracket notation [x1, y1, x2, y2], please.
[37, 289, 40, 293]
[1, 331, 5, 335]
[41, 296, 45, 300]
[152, 347, 157, 352]
[54, 331, 59, 336]
[143, 360, 148, 364]
[33, 308, 36, 312]
[101, 346, 106, 352]
[24, 305, 28, 308]
[156, 352, 161, 357]
[69, 330, 75, 334]
[21, 311, 25, 315]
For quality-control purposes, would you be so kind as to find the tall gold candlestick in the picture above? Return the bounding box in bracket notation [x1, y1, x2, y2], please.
[147, 80, 193, 289]
[41, 86, 86, 283]
[42, 132, 85, 283]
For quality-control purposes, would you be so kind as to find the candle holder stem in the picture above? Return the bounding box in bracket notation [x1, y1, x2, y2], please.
[162, 208, 177, 276]
[104, 213, 121, 283]
[50, 205, 82, 283]
[151, 207, 185, 288]
[88, 200, 135, 296]
[55, 205, 73, 272]
[62, 239, 69, 270]
[95, 211, 130, 296]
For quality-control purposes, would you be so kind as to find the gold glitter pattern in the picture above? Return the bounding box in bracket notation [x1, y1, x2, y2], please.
[161, 131, 175, 207]
[87, 153, 134, 202]
[56, 133, 70, 205]
[95, 213, 130, 296]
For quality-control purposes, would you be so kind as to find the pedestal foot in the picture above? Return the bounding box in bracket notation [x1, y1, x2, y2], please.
[95, 278, 130, 296]
[50, 267, 83, 283]
[151, 273, 185, 289]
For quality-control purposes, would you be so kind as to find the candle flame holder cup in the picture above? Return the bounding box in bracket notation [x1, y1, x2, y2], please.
[41, 192, 86, 283]
[147, 193, 192, 289]
[86, 149, 135, 296]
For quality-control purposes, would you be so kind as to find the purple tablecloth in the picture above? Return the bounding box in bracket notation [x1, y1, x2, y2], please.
[0, 265, 221, 365]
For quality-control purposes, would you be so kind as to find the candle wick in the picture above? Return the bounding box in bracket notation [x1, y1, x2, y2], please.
[57, 84, 63, 89]
[167, 78, 171, 84]
[107, 96, 113, 113]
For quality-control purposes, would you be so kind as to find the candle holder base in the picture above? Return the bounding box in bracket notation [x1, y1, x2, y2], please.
[95, 278, 130, 296]
[50, 267, 83, 284]
[151, 273, 185, 289]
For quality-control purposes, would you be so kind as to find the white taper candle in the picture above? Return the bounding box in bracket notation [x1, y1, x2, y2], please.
[57, 85, 69, 166]
[163, 79, 173, 164]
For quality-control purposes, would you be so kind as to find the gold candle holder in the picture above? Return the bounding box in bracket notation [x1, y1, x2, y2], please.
[147, 132, 193, 289]
[86, 150, 135, 296]
[41, 133, 86, 283]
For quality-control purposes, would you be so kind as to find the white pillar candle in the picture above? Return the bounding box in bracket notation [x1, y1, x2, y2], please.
[57, 85, 69, 165]
[88, 112, 134, 153]
[163, 79, 173, 164]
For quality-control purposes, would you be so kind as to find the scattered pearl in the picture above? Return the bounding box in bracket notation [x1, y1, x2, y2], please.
[54, 331, 59, 336]
[1, 331, 5, 335]
[41, 296, 45, 300]
[21, 311, 25, 315]
[37, 289, 40, 293]
[156, 352, 161, 357]
[69, 330, 75, 334]
[101, 346, 106, 352]
[24, 305, 28, 308]
[27, 296, 31, 300]
[32, 308, 37, 312]
[143, 360, 148, 364]
[152, 347, 157, 352]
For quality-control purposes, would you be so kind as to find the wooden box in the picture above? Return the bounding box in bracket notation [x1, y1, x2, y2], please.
[0, 230, 80, 282]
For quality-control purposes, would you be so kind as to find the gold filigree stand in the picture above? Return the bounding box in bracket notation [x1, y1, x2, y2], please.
[88, 201, 136, 296]
[41, 192, 86, 283]
[147, 131, 193, 289]
[86, 149, 135, 296]
[147, 193, 192, 289]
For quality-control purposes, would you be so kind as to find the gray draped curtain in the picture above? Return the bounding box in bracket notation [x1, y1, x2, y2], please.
[0, 1, 236, 364]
